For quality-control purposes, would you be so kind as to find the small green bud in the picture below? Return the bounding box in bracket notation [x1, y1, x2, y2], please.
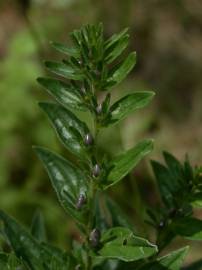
[84, 133, 93, 145]
[92, 164, 101, 177]
[89, 228, 101, 248]
[76, 194, 86, 210]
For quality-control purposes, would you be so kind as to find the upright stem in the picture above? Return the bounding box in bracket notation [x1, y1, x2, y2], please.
[85, 113, 100, 270]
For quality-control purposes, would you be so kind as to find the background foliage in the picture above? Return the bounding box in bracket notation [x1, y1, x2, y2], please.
[0, 0, 202, 266]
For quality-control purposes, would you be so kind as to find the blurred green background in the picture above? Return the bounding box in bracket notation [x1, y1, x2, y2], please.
[0, 0, 202, 263]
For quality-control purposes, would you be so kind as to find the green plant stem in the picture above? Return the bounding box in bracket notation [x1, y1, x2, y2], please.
[85, 114, 101, 270]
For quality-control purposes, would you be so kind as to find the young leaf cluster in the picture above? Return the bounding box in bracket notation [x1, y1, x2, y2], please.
[147, 152, 202, 250]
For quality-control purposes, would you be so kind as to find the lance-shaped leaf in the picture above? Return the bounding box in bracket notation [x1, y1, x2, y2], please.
[37, 78, 87, 111]
[39, 102, 90, 159]
[0, 211, 71, 270]
[105, 91, 155, 126]
[140, 246, 189, 270]
[97, 227, 157, 262]
[172, 217, 202, 240]
[105, 196, 135, 231]
[0, 211, 45, 270]
[34, 147, 88, 223]
[45, 61, 83, 80]
[104, 29, 129, 64]
[94, 195, 135, 233]
[104, 28, 129, 51]
[108, 52, 136, 86]
[105, 35, 129, 64]
[50, 41, 80, 58]
[151, 160, 174, 208]
[31, 210, 47, 243]
[103, 139, 153, 189]
[163, 151, 183, 182]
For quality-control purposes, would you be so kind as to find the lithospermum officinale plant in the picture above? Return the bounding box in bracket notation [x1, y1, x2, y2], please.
[1, 23, 202, 270]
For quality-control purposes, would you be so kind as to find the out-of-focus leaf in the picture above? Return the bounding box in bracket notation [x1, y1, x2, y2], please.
[172, 217, 202, 240]
[97, 227, 157, 262]
[0, 253, 8, 268]
[103, 139, 153, 189]
[39, 102, 90, 159]
[108, 52, 136, 85]
[31, 210, 47, 243]
[40, 242, 75, 270]
[105, 196, 135, 231]
[151, 160, 174, 207]
[105, 91, 155, 126]
[163, 151, 183, 185]
[94, 195, 135, 233]
[0, 211, 45, 270]
[0, 211, 72, 270]
[45, 61, 83, 80]
[140, 246, 189, 270]
[50, 41, 80, 58]
[34, 147, 88, 223]
[37, 78, 87, 111]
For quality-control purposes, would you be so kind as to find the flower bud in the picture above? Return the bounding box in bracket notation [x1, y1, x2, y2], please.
[84, 133, 93, 146]
[92, 164, 101, 177]
[89, 228, 101, 248]
[76, 194, 86, 210]
[96, 104, 102, 114]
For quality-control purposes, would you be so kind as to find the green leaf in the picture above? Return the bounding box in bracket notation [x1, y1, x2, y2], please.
[183, 259, 202, 270]
[0, 211, 72, 270]
[163, 151, 183, 186]
[103, 139, 153, 189]
[104, 30, 129, 64]
[109, 52, 136, 85]
[106, 91, 155, 126]
[105, 196, 135, 231]
[50, 41, 80, 58]
[0, 211, 45, 270]
[39, 102, 90, 159]
[45, 61, 83, 80]
[172, 217, 202, 240]
[37, 78, 87, 111]
[0, 253, 8, 268]
[104, 28, 129, 50]
[34, 147, 88, 223]
[94, 195, 135, 233]
[151, 160, 174, 207]
[140, 246, 189, 270]
[40, 242, 75, 270]
[97, 227, 157, 262]
[31, 210, 47, 243]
